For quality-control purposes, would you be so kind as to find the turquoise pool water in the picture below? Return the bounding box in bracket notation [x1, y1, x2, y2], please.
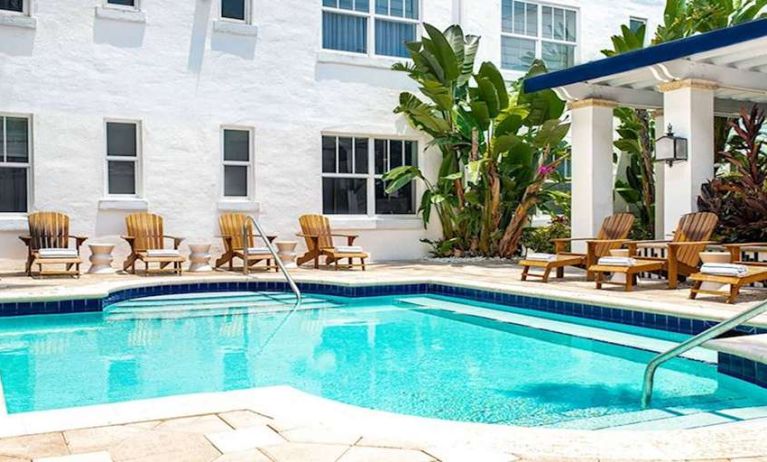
[0, 292, 765, 428]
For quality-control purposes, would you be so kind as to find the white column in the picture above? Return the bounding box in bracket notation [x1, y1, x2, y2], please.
[570, 99, 616, 252]
[653, 110, 665, 240]
[659, 80, 716, 237]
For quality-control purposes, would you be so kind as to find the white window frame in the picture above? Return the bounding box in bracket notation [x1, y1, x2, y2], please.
[219, 0, 251, 24]
[221, 126, 254, 201]
[500, 0, 580, 72]
[103, 0, 140, 11]
[320, 0, 422, 58]
[321, 133, 419, 217]
[104, 119, 142, 198]
[0, 113, 32, 214]
[0, 0, 29, 15]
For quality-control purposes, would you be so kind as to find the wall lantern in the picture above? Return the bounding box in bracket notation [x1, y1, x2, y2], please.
[655, 124, 688, 166]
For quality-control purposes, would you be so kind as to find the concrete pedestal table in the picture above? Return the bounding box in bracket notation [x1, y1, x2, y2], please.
[188, 244, 213, 272]
[609, 249, 630, 284]
[699, 251, 732, 292]
[88, 243, 116, 274]
[275, 241, 298, 268]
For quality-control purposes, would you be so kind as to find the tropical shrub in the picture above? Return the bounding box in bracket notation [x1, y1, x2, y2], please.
[384, 24, 570, 258]
[521, 218, 570, 254]
[699, 106, 767, 242]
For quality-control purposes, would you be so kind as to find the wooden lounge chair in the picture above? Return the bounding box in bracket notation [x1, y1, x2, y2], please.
[297, 214, 368, 270]
[589, 212, 719, 291]
[122, 212, 185, 276]
[215, 213, 278, 274]
[690, 266, 767, 304]
[520, 213, 634, 283]
[19, 212, 87, 278]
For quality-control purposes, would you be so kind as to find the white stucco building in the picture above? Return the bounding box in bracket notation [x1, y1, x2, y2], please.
[0, 0, 664, 265]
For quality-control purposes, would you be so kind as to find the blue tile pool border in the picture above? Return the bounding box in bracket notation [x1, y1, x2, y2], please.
[718, 353, 767, 388]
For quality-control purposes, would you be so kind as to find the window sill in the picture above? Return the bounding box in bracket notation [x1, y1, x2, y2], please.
[213, 20, 258, 37]
[217, 200, 260, 212]
[98, 198, 149, 211]
[94, 6, 146, 23]
[328, 216, 423, 231]
[316, 50, 405, 70]
[0, 14, 36, 29]
[0, 214, 28, 232]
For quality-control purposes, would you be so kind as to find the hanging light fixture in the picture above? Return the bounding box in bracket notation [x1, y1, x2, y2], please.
[655, 124, 688, 166]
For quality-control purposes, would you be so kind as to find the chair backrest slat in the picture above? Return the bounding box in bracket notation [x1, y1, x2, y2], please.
[219, 213, 254, 252]
[126, 213, 165, 252]
[299, 214, 333, 251]
[28, 212, 70, 250]
[592, 212, 635, 257]
[672, 212, 718, 267]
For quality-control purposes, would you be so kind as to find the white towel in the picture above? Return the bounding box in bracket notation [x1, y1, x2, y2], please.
[598, 256, 637, 267]
[701, 263, 748, 277]
[146, 249, 181, 257]
[335, 245, 364, 253]
[38, 248, 78, 258]
[526, 253, 557, 262]
[245, 247, 271, 254]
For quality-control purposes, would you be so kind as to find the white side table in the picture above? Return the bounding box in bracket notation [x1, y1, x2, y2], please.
[275, 241, 298, 268]
[88, 243, 116, 274]
[699, 251, 732, 292]
[609, 249, 630, 284]
[188, 243, 213, 272]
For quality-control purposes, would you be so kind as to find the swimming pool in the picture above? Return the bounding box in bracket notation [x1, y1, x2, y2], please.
[0, 291, 765, 429]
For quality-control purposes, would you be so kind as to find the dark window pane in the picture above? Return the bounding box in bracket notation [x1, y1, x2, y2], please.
[376, 0, 387, 14]
[106, 122, 137, 157]
[322, 136, 337, 173]
[323, 178, 367, 214]
[339, 0, 353, 10]
[389, 140, 403, 169]
[6, 117, 28, 163]
[355, 0, 369, 12]
[542, 42, 575, 71]
[222, 0, 245, 20]
[0, 0, 23, 12]
[404, 0, 417, 19]
[323, 12, 367, 53]
[322, 0, 337, 7]
[404, 141, 417, 166]
[107, 0, 136, 6]
[501, 36, 536, 71]
[0, 167, 27, 212]
[354, 138, 368, 174]
[375, 178, 414, 214]
[374, 139, 386, 174]
[108, 161, 136, 195]
[375, 19, 415, 57]
[338, 137, 352, 174]
[224, 165, 248, 197]
[501, 0, 512, 33]
[390, 0, 403, 16]
[224, 129, 250, 162]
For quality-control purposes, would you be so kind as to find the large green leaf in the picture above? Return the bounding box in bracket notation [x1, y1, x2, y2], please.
[493, 134, 521, 155]
[474, 76, 500, 118]
[478, 62, 509, 111]
[383, 165, 423, 193]
[494, 113, 524, 137]
[469, 101, 491, 130]
[459, 35, 481, 86]
[420, 79, 453, 111]
[395, 93, 450, 134]
[534, 120, 570, 149]
[424, 23, 460, 82]
[519, 61, 566, 127]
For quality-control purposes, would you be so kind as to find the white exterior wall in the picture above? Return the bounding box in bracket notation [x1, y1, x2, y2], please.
[0, 0, 663, 265]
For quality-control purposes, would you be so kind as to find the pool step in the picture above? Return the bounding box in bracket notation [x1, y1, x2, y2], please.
[105, 292, 339, 321]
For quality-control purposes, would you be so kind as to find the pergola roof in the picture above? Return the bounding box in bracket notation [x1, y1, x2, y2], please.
[523, 19, 767, 114]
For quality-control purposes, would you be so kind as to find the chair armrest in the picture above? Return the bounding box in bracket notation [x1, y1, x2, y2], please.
[296, 233, 315, 238]
[552, 237, 591, 243]
[667, 241, 719, 247]
[634, 239, 673, 246]
[19, 235, 31, 245]
[165, 235, 185, 249]
[586, 239, 631, 244]
[725, 242, 767, 250]
[330, 233, 359, 238]
[70, 235, 88, 250]
[121, 235, 135, 242]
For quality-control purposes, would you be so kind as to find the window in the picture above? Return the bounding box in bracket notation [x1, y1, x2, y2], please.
[0, 115, 30, 213]
[221, 0, 249, 22]
[501, 0, 577, 72]
[322, 0, 419, 58]
[222, 128, 252, 198]
[629, 17, 647, 34]
[322, 135, 417, 215]
[105, 121, 140, 196]
[0, 0, 24, 13]
[105, 0, 137, 8]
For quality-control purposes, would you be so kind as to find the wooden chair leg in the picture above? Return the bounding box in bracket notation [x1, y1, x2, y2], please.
[626, 272, 635, 292]
[556, 266, 564, 279]
[595, 271, 603, 290]
[541, 267, 552, 283]
[690, 281, 702, 300]
[728, 284, 740, 304]
[521, 265, 530, 281]
[361, 258, 366, 271]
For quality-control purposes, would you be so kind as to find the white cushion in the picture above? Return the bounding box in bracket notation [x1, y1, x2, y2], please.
[701, 263, 748, 277]
[146, 249, 181, 257]
[38, 248, 78, 258]
[526, 252, 556, 262]
[598, 256, 637, 267]
[245, 247, 272, 254]
[335, 245, 364, 253]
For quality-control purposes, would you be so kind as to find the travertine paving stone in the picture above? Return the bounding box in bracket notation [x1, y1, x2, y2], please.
[259, 442, 350, 462]
[0, 434, 68, 459]
[210, 450, 272, 462]
[34, 452, 112, 462]
[338, 446, 436, 462]
[152, 415, 232, 434]
[216, 411, 273, 429]
[205, 426, 284, 453]
[63, 426, 148, 454]
[109, 430, 220, 462]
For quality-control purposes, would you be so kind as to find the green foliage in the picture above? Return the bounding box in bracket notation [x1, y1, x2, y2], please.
[387, 24, 569, 257]
[653, 0, 767, 43]
[521, 219, 571, 254]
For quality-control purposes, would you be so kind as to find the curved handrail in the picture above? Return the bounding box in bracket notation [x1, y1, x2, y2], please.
[242, 216, 302, 303]
[641, 299, 767, 408]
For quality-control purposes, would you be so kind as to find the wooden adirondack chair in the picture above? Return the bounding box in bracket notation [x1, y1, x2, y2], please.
[520, 213, 634, 282]
[19, 212, 87, 278]
[215, 213, 278, 273]
[297, 214, 368, 270]
[122, 212, 185, 276]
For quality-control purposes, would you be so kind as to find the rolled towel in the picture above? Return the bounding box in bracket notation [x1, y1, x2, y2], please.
[38, 248, 78, 258]
[335, 245, 365, 253]
[245, 247, 271, 254]
[146, 249, 181, 257]
[526, 253, 557, 262]
[598, 256, 637, 267]
[701, 263, 748, 277]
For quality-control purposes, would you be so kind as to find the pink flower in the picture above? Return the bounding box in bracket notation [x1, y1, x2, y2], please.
[538, 164, 556, 176]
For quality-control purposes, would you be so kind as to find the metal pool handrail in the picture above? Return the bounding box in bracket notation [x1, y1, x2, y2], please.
[242, 216, 302, 303]
[641, 299, 767, 408]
